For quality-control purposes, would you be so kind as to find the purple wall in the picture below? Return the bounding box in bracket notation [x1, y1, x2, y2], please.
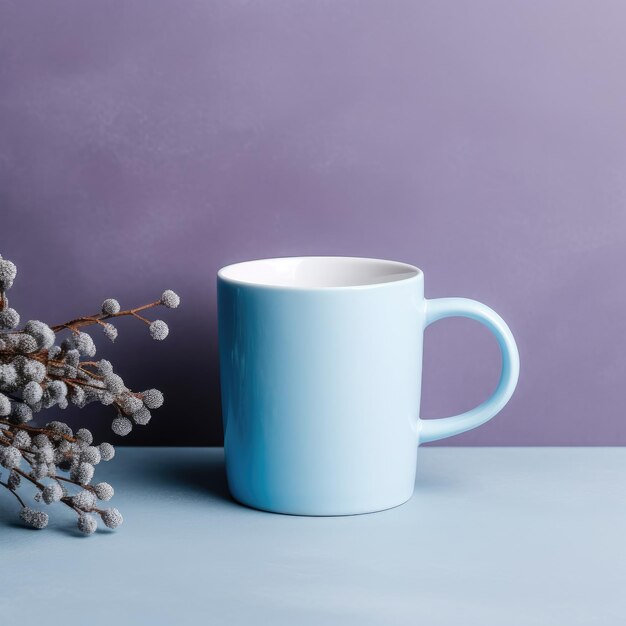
[1, 1, 625, 445]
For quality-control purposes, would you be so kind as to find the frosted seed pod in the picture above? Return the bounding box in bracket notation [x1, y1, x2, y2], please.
[75, 428, 93, 445]
[77, 514, 98, 535]
[149, 320, 169, 341]
[0, 446, 22, 469]
[80, 446, 101, 465]
[0, 307, 20, 330]
[142, 389, 164, 410]
[70, 462, 95, 485]
[73, 489, 96, 509]
[20, 507, 48, 529]
[104, 374, 125, 395]
[98, 442, 115, 461]
[0, 393, 11, 417]
[94, 482, 114, 501]
[0, 259, 17, 290]
[24, 320, 56, 350]
[160, 290, 180, 309]
[111, 417, 132, 436]
[42, 482, 63, 504]
[103, 323, 118, 342]
[132, 407, 151, 426]
[101, 298, 121, 315]
[22, 381, 43, 406]
[101, 508, 123, 529]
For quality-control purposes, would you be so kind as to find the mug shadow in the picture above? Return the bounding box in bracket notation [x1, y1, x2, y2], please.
[414, 468, 465, 494]
[130, 448, 234, 505]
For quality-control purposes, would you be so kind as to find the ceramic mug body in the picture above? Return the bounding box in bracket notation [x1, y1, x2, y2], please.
[218, 257, 519, 515]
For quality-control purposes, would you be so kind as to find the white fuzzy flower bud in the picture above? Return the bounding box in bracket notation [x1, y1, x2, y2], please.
[13, 430, 31, 448]
[160, 290, 180, 309]
[71, 462, 95, 485]
[22, 381, 43, 406]
[33, 434, 50, 448]
[65, 349, 80, 368]
[80, 446, 101, 465]
[111, 417, 132, 436]
[142, 388, 164, 409]
[16, 334, 38, 354]
[20, 506, 48, 529]
[73, 489, 96, 509]
[36, 446, 54, 464]
[100, 391, 115, 406]
[98, 442, 115, 461]
[101, 298, 121, 315]
[18, 358, 46, 383]
[101, 507, 123, 529]
[9, 401, 33, 424]
[94, 482, 114, 501]
[0, 393, 10, 416]
[103, 323, 118, 342]
[72, 332, 97, 357]
[0, 446, 22, 469]
[97, 359, 113, 375]
[70, 386, 86, 406]
[0, 307, 20, 330]
[31, 463, 48, 480]
[72, 439, 87, 454]
[120, 394, 143, 414]
[0, 259, 17, 290]
[75, 428, 93, 445]
[50, 380, 68, 399]
[24, 320, 56, 350]
[42, 381, 68, 408]
[149, 320, 169, 341]
[42, 482, 63, 504]
[132, 407, 151, 425]
[2, 335, 22, 352]
[0, 363, 18, 389]
[104, 374, 125, 394]
[77, 514, 97, 535]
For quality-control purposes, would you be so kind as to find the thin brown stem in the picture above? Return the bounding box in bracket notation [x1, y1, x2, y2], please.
[13, 466, 44, 490]
[60, 377, 104, 391]
[77, 364, 104, 380]
[55, 475, 88, 489]
[131, 312, 151, 325]
[51, 300, 162, 333]
[0, 419, 77, 443]
[0, 481, 26, 508]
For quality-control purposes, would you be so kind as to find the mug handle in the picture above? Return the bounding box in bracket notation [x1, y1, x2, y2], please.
[419, 297, 520, 444]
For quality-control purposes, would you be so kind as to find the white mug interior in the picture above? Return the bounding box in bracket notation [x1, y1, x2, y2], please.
[218, 256, 420, 289]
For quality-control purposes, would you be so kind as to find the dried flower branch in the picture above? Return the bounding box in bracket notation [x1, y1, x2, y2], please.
[0, 253, 179, 534]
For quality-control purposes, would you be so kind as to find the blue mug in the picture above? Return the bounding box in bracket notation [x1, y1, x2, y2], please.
[218, 257, 519, 515]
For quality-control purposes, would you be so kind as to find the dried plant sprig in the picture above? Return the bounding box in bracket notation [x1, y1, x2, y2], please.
[0, 253, 180, 534]
[0, 420, 119, 533]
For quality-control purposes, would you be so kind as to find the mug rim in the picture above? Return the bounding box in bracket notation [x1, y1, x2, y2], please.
[217, 256, 422, 291]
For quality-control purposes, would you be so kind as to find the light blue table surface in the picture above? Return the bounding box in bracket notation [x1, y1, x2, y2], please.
[1, 447, 624, 625]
